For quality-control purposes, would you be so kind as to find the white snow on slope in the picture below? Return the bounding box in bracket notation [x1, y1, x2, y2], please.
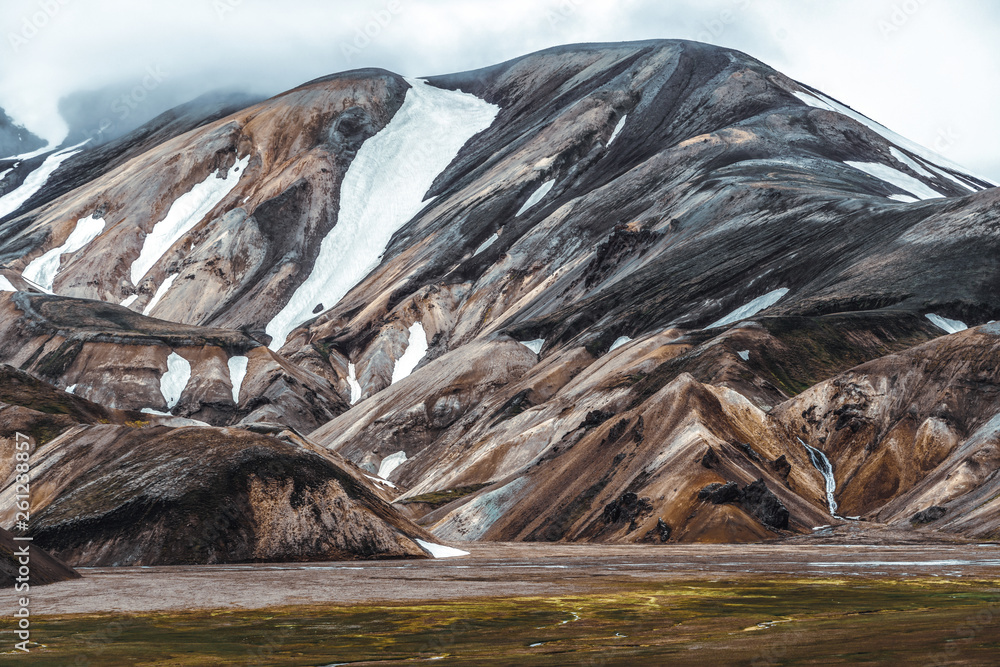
[0, 141, 88, 220]
[737, 350, 750, 361]
[0, 168, 12, 182]
[707, 288, 790, 329]
[365, 474, 396, 489]
[130, 155, 249, 285]
[519, 339, 545, 354]
[265, 79, 499, 350]
[0, 276, 16, 292]
[22, 216, 106, 291]
[142, 273, 179, 316]
[926, 313, 968, 334]
[391, 322, 428, 384]
[378, 451, 408, 479]
[6, 144, 53, 161]
[65, 384, 77, 394]
[794, 89, 996, 186]
[120, 294, 139, 308]
[888, 194, 919, 203]
[159, 352, 191, 410]
[609, 336, 632, 352]
[415, 538, 470, 559]
[228, 355, 249, 403]
[926, 163, 979, 193]
[347, 362, 362, 404]
[607, 114, 627, 146]
[474, 232, 499, 256]
[889, 147, 936, 179]
[516, 179, 555, 217]
[845, 161, 943, 201]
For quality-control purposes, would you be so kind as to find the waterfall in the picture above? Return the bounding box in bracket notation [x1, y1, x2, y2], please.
[798, 438, 842, 518]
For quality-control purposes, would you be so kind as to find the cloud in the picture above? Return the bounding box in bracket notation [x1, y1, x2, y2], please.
[1, 0, 997, 179]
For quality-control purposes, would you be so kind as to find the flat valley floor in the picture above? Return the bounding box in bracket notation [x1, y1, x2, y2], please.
[7, 533, 1000, 665]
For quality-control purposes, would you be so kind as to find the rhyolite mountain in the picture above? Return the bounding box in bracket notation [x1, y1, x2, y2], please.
[0, 39, 999, 565]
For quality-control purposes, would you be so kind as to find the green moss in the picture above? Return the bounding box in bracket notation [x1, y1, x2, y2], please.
[34, 340, 83, 379]
[20, 578, 1000, 666]
[398, 484, 491, 508]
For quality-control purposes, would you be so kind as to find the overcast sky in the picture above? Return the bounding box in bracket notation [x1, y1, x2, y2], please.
[2, 0, 997, 179]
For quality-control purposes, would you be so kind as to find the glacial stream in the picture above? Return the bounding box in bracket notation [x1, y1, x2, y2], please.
[798, 437, 846, 519]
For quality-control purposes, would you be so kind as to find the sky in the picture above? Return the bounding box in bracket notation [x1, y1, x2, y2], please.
[1, 0, 997, 179]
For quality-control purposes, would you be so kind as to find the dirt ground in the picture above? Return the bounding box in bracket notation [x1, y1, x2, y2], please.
[31, 530, 1000, 615]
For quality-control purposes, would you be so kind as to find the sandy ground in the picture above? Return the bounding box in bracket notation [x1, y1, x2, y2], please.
[32, 533, 1000, 615]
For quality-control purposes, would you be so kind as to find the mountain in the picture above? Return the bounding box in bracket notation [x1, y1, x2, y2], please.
[0, 107, 46, 160]
[0, 40, 998, 564]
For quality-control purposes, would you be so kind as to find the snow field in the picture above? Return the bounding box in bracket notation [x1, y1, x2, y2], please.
[265, 78, 499, 349]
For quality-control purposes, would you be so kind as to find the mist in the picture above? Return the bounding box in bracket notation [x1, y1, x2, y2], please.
[1, 0, 997, 178]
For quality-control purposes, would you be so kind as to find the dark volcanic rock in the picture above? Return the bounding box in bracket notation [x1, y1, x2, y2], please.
[602, 491, 653, 526]
[911, 506, 948, 524]
[740, 479, 790, 530]
[770, 455, 792, 480]
[698, 482, 741, 504]
[701, 446, 720, 468]
[643, 518, 672, 543]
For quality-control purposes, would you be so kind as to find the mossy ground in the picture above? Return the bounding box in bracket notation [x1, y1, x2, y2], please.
[4, 578, 1000, 665]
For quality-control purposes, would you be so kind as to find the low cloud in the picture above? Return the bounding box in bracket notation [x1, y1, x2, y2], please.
[1, 0, 996, 179]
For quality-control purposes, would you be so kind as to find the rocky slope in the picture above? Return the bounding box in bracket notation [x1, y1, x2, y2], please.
[0, 40, 998, 555]
[1, 525, 80, 587]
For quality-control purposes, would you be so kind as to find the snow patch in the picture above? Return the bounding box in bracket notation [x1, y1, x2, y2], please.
[515, 179, 555, 217]
[264, 79, 499, 350]
[519, 339, 544, 354]
[0, 276, 15, 292]
[0, 167, 12, 182]
[378, 451, 408, 479]
[737, 350, 750, 361]
[391, 322, 428, 384]
[130, 155, 249, 284]
[607, 114, 627, 146]
[795, 89, 995, 186]
[120, 294, 139, 308]
[845, 161, 943, 201]
[365, 474, 397, 489]
[0, 140, 88, 220]
[159, 352, 191, 410]
[347, 362, 362, 405]
[888, 194, 919, 203]
[142, 273, 179, 316]
[889, 147, 934, 178]
[415, 539, 469, 559]
[23, 216, 106, 291]
[925, 313, 967, 334]
[65, 384, 77, 394]
[926, 163, 979, 193]
[707, 288, 789, 329]
[228, 355, 249, 403]
[474, 233, 499, 256]
[609, 336, 632, 352]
